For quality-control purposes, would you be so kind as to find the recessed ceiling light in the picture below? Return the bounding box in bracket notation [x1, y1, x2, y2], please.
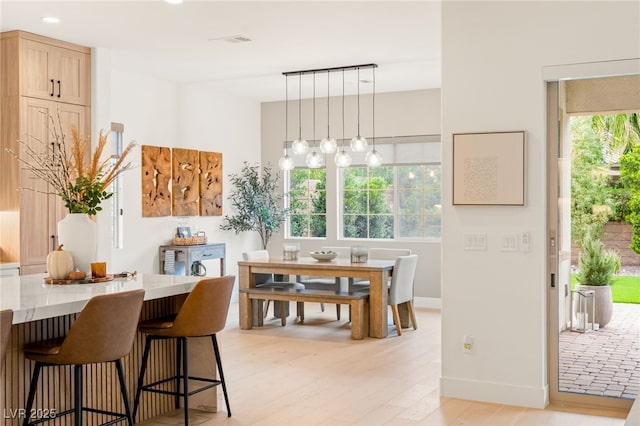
[41, 16, 60, 24]
[165, 0, 184, 4]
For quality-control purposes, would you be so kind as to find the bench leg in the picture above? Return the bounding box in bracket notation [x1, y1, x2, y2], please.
[350, 300, 367, 340]
[252, 299, 264, 327]
[280, 302, 287, 326]
[297, 302, 304, 322]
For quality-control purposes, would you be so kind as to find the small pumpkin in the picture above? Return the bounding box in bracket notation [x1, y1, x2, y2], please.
[47, 244, 74, 280]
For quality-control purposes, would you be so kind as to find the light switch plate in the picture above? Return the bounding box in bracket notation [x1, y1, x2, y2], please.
[501, 234, 518, 251]
[464, 233, 487, 251]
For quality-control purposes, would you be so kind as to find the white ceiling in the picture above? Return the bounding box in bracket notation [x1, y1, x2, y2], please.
[0, 1, 441, 102]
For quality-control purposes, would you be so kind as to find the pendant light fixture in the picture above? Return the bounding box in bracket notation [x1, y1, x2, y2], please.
[350, 67, 368, 152]
[278, 75, 294, 171]
[306, 72, 323, 169]
[335, 68, 352, 167]
[365, 66, 383, 167]
[291, 74, 308, 155]
[282, 64, 376, 168]
[320, 70, 337, 154]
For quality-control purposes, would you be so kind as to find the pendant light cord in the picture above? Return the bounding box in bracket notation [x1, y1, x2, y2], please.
[313, 72, 316, 147]
[285, 75, 288, 152]
[342, 69, 345, 146]
[372, 67, 375, 149]
[298, 74, 302, 140]
[327, 70, 330, 138]
[357, 67, 361, 136]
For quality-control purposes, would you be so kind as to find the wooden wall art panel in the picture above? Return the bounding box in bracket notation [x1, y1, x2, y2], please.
[172, 148, 200, 216]
[199, 151, 223, 216]
[141, 145, 171, 217]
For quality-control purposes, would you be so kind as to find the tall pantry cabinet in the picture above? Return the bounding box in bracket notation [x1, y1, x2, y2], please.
[0, 31, 91, 274]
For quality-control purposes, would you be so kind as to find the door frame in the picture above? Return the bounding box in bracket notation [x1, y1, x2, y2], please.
[545, 59, 639, 409]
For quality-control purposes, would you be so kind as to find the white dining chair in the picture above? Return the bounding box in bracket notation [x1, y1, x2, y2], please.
[388, 254, 419, 335]
[242, 250, 304, 324]
[348, 248, 412, 292]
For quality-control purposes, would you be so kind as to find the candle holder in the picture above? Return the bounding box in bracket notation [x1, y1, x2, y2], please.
[283, 243, 300, 261]
[350, 246, 368, 263]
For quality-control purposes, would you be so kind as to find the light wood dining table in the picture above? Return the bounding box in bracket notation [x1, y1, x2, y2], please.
[238, 257, 395, 338]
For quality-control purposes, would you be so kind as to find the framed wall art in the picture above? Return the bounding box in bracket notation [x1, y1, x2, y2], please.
[452, 131, 525, 206]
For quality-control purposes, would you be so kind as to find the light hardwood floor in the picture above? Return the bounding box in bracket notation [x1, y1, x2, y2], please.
[138, 302, 628, 426]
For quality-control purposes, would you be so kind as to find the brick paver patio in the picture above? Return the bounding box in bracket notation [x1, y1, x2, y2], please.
[559, 302, 640, 399]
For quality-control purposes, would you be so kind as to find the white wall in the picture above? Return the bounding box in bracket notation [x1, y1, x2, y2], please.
[440, 1, 640, 408]
[261, 89, 442, 300]
[94, 54, 261, 290]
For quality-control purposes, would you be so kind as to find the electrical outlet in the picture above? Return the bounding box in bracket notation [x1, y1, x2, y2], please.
[463, 335, 474, 354]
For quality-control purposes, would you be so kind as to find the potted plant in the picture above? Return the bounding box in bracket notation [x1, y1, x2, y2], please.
[575, 234, 621, 328]
[7, 114, 135, 273]
[220, 162, 288, 249]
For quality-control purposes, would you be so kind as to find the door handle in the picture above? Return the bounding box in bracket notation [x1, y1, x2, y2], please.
[50, 79, 55, 97]
[550, 273, 556, 288]
[57, 80, 61, 98]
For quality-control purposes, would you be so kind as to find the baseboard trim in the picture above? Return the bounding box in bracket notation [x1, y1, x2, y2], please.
[414, 296, 441, 309]
[440, 376, 549, 409]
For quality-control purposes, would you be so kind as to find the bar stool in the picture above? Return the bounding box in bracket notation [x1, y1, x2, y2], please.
[22, 289, 145, 426]
[1, 309, 13, 373]
[133, 276, 234, 426]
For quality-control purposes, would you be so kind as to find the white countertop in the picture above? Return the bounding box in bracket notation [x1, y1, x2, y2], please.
[0, 273, 200, 324]
[0, 262, 20, 269]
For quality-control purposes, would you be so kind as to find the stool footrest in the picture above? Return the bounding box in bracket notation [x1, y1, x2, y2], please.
[25, 407, 129, 426]
[142, 375, 222, 397]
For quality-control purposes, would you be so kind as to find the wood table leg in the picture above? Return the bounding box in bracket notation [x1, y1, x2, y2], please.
[368, 271, 388, 338]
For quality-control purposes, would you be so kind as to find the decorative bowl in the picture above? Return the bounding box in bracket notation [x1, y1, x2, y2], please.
[309, 251, 338, 261]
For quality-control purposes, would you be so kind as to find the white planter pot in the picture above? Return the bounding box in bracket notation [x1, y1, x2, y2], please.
[57, 213, 97, 276]
[575, 284, 613, 328]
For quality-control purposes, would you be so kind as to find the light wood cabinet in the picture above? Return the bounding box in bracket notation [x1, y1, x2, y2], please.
[0, 31, 91, 273]
[20, 35, 90, 105]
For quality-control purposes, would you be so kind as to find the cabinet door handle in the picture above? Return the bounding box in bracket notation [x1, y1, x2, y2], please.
[51, 235, 56, 251]
[50, 79, 55, 97]
[57, 80, 61, 98]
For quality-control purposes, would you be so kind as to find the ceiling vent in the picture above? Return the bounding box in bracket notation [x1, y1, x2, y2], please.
[209, 35, 252, 43]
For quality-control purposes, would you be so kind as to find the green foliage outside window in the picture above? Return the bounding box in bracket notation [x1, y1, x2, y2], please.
[289, 168, 326, 238]
[570, 117, 614, 247]
[620, 144, 640, 254]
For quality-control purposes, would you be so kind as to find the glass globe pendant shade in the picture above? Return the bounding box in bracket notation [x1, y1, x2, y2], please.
[334, 149, 352, 168]
[350, 135, 368, 152]
[291, 138, 309, 155]
[278, 153, 295, 171]
[319, 137, 337, 154]
[305, 150, 324, 168]
[365, 149, 383, 168]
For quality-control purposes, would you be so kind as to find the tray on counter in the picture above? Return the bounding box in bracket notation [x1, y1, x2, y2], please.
[44, 275, 114, 285]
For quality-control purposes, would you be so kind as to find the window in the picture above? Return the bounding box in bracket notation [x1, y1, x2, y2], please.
[341, 135, 441, 240]
[285, 135, 441, 241]
[110, 123, 124, 249]
[288, 168, 327, 238]
[341, 164, 441, 239]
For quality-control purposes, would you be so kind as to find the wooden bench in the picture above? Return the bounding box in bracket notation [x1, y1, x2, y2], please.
[239, 287, 369, 340]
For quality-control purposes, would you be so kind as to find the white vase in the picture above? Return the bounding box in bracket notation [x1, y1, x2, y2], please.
[57, 213, 97, 276]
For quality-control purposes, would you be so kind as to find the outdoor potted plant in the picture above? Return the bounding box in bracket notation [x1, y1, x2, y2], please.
[575, 234, 621, 328]
[220, 162, 288, 249]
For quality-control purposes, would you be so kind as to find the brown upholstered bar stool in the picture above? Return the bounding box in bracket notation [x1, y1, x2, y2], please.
[133, 276, 234, 426]
[22, 289, 145, 426]
[1, 309, 13, 373]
